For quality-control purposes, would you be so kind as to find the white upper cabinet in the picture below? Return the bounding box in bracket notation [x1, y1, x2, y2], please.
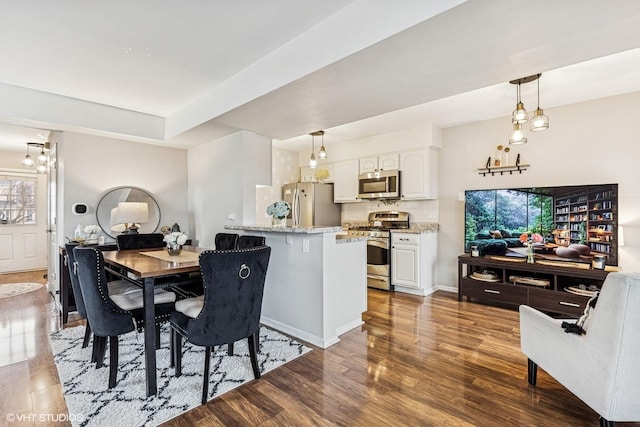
[359, 153, 399, 173]
[400, 148, 438, 200]
[333, 159, 361, 203]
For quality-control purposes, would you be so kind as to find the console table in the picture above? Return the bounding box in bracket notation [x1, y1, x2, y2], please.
[458, 254, 611, 317]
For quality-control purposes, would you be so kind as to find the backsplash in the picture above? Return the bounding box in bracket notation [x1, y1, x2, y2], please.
[255, 148, 299, 225]
[341, 199, 439, 225]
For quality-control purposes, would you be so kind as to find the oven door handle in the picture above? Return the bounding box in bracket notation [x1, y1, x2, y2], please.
[367, 239, 388, 249]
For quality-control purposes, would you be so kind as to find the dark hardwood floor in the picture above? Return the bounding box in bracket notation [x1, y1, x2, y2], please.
[1, 270, 638, 426]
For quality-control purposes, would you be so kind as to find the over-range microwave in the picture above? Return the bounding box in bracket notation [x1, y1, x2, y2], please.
[358, 170, 401, 199]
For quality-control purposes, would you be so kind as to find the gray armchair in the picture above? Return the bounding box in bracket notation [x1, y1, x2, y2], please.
[520, 272, 640, 426]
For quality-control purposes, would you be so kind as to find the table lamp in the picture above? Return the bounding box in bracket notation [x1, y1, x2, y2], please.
[114, 202, 149, 234]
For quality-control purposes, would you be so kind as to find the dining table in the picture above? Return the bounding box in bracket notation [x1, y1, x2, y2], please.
[102, 245, 205, 397]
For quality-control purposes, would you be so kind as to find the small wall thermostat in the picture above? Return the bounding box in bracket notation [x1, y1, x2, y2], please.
[72, 203, 88, 215]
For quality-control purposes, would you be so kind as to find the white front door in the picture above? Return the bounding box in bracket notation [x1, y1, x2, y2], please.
[0, 171, 48, 273]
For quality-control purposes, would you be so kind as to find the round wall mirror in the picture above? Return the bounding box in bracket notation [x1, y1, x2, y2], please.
[96, 187, 161, 238]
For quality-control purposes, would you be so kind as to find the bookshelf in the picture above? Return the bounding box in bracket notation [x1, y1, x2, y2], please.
[553, 186, 617, 263]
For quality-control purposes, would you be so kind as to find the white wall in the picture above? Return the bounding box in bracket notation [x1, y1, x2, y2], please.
[256, 147, 299, 226]
[188, 130, 271, 248]
[59, 132, 189, 242]
[437, 91, 640, 288]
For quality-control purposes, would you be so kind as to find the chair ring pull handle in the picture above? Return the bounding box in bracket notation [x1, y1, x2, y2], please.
[239, 264, 251, 279]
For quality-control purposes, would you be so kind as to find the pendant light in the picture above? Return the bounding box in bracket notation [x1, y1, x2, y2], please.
[508, 74, 549, 145]
[309, 132, 317, 169]
[509, 122, 527, 145]
[529, 77, 549, 132]
[511, 81, 528, 124]
[37, 146, 47, 163]
[21, 142, 49, 173]
[317, 130, 327, 159]
[22, 144, 34, 167]
[309, 130, 326, 168]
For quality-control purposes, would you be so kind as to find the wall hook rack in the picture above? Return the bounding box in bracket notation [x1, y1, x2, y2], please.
[478, 153, 529, 176]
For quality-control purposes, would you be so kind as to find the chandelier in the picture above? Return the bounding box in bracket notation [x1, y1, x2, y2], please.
[308, 130, 327, 168]
[21, 142, 49, 174]
[508, 74, 549, 145]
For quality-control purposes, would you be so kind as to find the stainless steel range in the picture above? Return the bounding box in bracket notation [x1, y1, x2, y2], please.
[347, 211, 409, 290]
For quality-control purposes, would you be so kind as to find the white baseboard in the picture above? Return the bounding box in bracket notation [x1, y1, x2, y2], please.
[260, 315, 340, 349]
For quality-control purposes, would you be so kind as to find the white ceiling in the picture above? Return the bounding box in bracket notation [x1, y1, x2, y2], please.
[1, 1, 640, 153]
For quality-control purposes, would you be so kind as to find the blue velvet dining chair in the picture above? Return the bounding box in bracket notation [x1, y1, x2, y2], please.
[64, 243, 93, 348]
[65, 243, 132, 356]
[116, 233, 165, 250]
[169, 245, 271, 404]
[74, 247, 176, 388]
[214, 233, 239, 250]
[238, 235, 266, 249]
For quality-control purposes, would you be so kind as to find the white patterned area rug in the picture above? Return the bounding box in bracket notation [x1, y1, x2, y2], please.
[49, 325, 311, 426]
[0, 282, 44, 299]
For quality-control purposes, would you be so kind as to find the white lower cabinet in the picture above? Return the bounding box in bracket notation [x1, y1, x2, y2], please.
[391, 231, 437, 296]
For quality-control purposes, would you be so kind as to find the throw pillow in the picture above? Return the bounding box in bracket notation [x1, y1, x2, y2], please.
[499, 229, 512, 238]
[475, 231, 491, 240]
[561, 291, 599, 335]
[478, 240, 508, 256]
[490, 230, 503, 239]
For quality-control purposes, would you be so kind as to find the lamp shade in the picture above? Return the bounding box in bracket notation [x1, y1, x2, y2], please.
[509, 123, 527, 145]
[115, 202, 149, 226]
[110, 207, 123, 232]
[530, 108, 549, 131]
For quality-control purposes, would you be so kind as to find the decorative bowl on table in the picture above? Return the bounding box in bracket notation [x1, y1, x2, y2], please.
[470, 270, 499, 281]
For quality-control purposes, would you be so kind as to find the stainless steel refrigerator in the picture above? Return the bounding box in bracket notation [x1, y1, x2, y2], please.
[282, 182, 341, 227]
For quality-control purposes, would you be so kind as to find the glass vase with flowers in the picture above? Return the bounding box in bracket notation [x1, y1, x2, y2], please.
[267, 201, 291, 227]
[519, 232, 543, 263]
[164, 231, 188, 256]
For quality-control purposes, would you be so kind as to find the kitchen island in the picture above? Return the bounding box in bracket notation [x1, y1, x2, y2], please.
[224, 225, 367, 348]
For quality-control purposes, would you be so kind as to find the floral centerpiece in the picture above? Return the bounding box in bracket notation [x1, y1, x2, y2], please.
[164, 231, 188, 256]
[83, 225, 101, 244]
[314, 168, 330, 183]
[267, 201, 290, 227]
[519, 232, 543, 263]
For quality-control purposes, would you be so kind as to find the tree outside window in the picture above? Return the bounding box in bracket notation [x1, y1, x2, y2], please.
[0, 178, 37, 225]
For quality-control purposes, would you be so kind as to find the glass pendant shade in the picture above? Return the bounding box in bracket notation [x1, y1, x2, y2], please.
[36, 163, 47, 174]
[22, 154, 34, 167]
[318, 145, 327, 159]
[509, 123, 527, 145]
[512, 102, 528, 124]
[309, 153, 317, 168]
[318, 131, 327, 159]
[37, 149, 47, 163]
[530, 108, 549, 131]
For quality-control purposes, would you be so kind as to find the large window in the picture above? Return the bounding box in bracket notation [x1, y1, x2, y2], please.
[0, 176, 37, 225]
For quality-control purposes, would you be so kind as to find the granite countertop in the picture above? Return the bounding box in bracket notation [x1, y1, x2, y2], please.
[336, 235, 368, 244]
[392, 222, 439, 234]
[225, 225, 343, 234]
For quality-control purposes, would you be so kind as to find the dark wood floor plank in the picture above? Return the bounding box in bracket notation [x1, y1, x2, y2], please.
[2, 270, 639, 426]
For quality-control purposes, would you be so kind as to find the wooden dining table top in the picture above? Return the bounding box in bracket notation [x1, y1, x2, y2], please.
[102, 246, 207, 278]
